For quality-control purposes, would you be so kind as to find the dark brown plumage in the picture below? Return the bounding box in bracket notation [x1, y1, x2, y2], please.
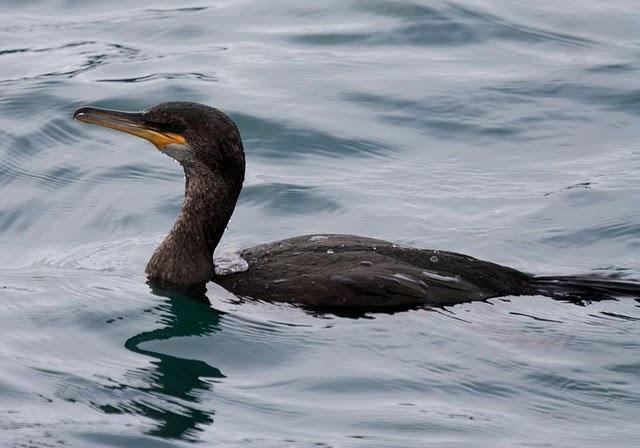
[74, 101, 640, 308]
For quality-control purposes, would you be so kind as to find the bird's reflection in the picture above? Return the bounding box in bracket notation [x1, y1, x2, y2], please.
[103, 282, 225, 441]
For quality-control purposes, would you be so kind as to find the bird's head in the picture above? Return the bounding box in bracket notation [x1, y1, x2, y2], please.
[73, 101, 244, 172]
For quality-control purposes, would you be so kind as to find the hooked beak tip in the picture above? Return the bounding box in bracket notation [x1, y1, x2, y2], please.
[73, 107, 90, 122]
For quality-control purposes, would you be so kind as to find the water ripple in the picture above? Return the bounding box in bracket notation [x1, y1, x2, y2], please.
[96, 72, 218, 84]
[0, 41, 140, 85]
[239, 182, 342, 214]
[289, 1, 595, 47]
[346, 91, 521, 140]
[235, 113, 390, 159]
[1, 1, 640, 447]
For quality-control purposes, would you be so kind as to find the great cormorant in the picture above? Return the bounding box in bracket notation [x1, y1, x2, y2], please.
[73, 102, 640, 308]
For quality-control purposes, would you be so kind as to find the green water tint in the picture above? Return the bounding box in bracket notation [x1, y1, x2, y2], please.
[117, 286, 224, 441]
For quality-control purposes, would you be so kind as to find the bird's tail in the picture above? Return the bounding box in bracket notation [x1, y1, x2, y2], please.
[531, 274, 640, 302]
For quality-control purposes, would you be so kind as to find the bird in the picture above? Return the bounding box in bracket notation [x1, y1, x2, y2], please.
[73, 101, 640, 309]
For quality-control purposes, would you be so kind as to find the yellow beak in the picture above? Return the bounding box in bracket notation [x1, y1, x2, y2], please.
[73, 106, 186, 149]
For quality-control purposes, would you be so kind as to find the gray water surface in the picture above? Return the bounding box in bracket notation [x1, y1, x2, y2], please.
[1, 1, 640, 447]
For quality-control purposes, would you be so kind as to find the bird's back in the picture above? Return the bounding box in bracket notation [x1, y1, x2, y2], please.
[213, 234, 535, 308]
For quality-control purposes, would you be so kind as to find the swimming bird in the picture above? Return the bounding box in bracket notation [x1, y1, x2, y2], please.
[73, 102, 640, 308]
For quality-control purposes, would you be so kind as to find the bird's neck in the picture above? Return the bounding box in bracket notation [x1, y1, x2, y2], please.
[146, 165, 243, 285]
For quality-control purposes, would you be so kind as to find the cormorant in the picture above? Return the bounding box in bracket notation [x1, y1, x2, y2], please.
[73, 102, 640, 308]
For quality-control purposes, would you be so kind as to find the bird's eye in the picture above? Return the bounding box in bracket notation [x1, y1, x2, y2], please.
[149, 121, 186, 135]
[163, 122, 187, 134]
[164, 122, 186, 134]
